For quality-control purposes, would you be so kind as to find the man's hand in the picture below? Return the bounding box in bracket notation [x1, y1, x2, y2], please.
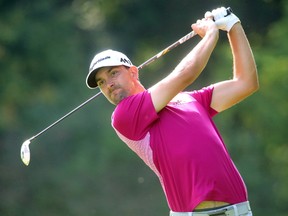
[191, 18, 218, 38]
[205, 7, 240, 32]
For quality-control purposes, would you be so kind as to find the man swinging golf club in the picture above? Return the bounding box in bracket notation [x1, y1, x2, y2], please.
[86, 7, 259, 216]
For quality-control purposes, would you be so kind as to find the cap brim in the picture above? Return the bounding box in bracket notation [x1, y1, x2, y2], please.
[86, 69, 98, 89]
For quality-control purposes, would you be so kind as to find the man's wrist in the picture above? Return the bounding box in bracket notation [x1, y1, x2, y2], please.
[227, 22, 242, 34]
[206, 27, 219, 39]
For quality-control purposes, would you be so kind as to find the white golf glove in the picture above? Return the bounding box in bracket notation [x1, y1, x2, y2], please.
[205, 7, 240, 32]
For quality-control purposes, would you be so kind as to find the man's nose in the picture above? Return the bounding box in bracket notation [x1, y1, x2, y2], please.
[107, 79, 115, 88]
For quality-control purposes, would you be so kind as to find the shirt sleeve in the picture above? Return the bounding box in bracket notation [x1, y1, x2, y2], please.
[189, 85, 218, 117]
[112, 90, 159, 140]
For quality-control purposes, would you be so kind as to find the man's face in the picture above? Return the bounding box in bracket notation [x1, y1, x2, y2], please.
[95, 65, 138, 105]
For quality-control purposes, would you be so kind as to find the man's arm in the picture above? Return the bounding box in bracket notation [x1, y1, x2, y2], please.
[149, 18, 219, 112]
[211, 23, 259, 112]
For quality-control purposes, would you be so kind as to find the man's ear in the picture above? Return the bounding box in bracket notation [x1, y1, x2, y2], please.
[129, 66, 139, 79]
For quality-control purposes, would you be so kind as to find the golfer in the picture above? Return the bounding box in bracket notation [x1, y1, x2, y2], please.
[86, 7, 258, 216]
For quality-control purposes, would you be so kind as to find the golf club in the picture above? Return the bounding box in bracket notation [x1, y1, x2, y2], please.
[20, 30, 197, 166]
[21, 5, 232, 166]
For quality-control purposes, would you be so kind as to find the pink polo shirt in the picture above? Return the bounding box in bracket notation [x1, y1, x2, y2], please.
[112, 86, 248, 211]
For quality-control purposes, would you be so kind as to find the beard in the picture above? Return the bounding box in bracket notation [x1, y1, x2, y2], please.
[108, 87, 130, 105]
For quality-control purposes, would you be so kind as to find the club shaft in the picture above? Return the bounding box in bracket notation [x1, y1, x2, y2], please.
[137, 31, 197, 70]
[29, 91, 102, 141]
[28, 31, 198, 142]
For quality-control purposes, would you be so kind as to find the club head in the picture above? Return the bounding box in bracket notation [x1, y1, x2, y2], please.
[21, 140, 31, 166]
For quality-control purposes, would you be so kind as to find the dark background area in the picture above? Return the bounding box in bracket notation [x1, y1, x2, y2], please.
[1, 0, 287, 215]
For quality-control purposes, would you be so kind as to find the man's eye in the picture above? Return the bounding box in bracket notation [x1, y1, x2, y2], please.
[97, 80, 104, 86]
[111, 70, 118, 76]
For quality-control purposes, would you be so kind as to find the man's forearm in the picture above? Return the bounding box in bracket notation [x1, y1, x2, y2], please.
[228, 23, 259, 91]
[173, 28, 219, 86]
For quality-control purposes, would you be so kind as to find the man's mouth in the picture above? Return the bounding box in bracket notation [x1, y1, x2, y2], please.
[110, 88, 120, 96]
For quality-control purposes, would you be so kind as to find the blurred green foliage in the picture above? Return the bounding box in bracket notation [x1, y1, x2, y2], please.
[0, 0, 287, 215]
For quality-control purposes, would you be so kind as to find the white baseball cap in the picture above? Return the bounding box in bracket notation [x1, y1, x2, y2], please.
[86, 49, 133, 89]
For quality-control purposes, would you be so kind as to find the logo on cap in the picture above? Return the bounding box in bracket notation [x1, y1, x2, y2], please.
[90, 56, 111, 70]
[120, 58, 132, 65]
